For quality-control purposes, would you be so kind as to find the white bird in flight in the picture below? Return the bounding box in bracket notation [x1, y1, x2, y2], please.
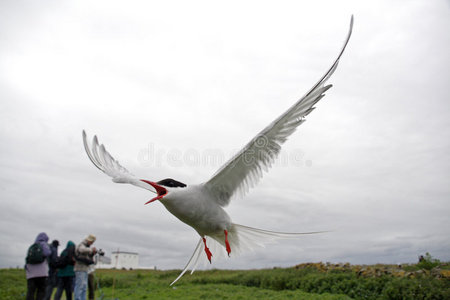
[83, 16, 353, 285]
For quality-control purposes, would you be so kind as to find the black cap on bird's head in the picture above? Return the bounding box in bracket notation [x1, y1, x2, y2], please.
[141, 178, 187, 204]
[157, 178, 187, 188]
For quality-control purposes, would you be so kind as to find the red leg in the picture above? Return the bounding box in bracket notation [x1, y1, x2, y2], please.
[202, 237, 213, 263]
[224, 230, 231, 257]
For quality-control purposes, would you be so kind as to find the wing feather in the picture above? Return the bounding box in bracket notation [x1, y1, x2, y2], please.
[82, 130, 156, 192]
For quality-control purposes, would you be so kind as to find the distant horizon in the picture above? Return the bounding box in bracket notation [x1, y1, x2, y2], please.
[4, 250, 444, 270]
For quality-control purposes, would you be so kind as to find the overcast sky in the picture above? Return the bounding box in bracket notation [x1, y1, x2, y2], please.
[1, 0, 449, 271]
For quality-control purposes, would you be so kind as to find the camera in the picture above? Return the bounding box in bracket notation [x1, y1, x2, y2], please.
[97, 249, 105, 256]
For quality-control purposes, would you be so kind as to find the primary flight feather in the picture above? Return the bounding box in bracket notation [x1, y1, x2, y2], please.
[83, 16, 353, 285]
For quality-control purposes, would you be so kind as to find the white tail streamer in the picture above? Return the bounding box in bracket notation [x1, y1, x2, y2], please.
[170, 224, 326, 285]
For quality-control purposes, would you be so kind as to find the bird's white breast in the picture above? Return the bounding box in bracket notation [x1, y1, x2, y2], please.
[160, 184, 231, 236]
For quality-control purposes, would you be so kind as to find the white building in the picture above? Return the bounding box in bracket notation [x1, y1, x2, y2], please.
[96, 251, 139, 270]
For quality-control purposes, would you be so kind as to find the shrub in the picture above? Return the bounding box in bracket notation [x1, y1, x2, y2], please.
[417, 252, 441, 271]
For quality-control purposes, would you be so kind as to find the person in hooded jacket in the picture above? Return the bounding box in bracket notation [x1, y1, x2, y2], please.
[54, 241, 76, 300]
[25, 232, 51, 300]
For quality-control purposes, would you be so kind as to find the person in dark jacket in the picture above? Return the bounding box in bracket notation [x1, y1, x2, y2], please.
[44, 240, 59, 300]
[54, 241, 76, 300]
[25, 232, 52, 300]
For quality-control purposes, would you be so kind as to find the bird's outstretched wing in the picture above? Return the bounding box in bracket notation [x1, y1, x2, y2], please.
[203, 16, 353, 207]
[82, 130, 156, 193]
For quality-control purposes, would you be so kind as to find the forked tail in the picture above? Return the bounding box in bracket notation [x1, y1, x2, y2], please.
[170, 224, 326, 285]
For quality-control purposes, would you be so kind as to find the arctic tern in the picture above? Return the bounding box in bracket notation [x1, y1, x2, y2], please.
[83, 16, 353, 285]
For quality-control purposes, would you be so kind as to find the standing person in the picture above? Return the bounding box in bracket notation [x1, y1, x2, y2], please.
[54, 241, 76, 300]
[74, 235, 97, 300]
[44, 240, 59, 300]
[25, 232, 51, 300]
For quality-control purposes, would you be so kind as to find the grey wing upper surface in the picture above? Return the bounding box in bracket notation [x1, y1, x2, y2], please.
[203, 16, 353, 207]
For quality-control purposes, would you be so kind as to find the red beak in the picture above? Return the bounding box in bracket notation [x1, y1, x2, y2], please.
[141, 180, 168, 204]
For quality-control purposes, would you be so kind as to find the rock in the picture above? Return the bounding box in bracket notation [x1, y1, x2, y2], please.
[392, 270, 406, 278]
[440, 269, 450, 278]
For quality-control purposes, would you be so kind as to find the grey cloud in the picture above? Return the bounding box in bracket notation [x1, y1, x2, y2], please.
[1, 1, 449, 270]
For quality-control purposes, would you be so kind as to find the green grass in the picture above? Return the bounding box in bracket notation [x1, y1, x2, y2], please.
[92, 269, 352, 300]
[0, 269, 25, 300]
[2, 264, 449, 300]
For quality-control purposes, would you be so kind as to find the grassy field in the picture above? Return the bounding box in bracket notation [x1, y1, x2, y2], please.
[1, 262, 449, 300]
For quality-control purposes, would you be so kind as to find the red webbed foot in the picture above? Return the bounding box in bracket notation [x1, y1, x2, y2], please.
[202, 237, 213, 263]
[224, 230, 231, 257]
